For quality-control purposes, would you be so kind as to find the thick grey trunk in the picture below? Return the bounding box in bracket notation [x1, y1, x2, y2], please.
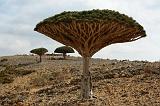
[81, 57, 92, 99]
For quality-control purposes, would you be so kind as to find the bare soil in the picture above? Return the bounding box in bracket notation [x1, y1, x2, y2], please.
[0, 55, 160, 106]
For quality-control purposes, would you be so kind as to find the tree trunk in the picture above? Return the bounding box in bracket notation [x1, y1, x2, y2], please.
[81, 56, 92, 99]
[63, 53, 66, 59]
[39, 55, 42, 62]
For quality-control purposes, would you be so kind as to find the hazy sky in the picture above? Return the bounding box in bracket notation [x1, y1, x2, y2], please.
[0, 0, 160, 61]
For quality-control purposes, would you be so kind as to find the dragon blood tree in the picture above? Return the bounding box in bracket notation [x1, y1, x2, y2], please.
[34, 9, 146, 99]
[30, 48, 48, 62]
[54, 46, 75, 59]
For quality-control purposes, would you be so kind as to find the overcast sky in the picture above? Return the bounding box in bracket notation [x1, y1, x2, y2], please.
[0, 0, 160, 61]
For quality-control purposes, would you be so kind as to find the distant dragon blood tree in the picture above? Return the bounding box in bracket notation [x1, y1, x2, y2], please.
[30, 48, 48, 62]
[54, 46, 74, 59]
[34, 9, 146, 99]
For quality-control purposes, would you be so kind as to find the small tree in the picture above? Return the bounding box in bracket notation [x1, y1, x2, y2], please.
[34, 9, 146, 99]
[30, 48, 48, 62]
[54, 46, 74, 59]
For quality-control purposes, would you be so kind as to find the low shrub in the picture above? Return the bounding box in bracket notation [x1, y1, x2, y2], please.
[50, 57, 55, 60]
[0, 76, 14, 84]
[0, 65, 35, 84]
[0, 58, 8, 62]
[0, 72, 14, 84]
[14, 69, 35, 76]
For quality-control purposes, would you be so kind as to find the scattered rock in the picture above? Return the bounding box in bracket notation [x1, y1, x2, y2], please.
[0, 56, 160, 106]
[70, 68, 81, 76]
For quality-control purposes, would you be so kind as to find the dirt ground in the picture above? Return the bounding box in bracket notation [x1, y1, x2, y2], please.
[0, 55, 160, 106]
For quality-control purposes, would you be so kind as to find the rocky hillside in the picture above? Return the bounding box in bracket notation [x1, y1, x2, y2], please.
[0, 55, 160, 106]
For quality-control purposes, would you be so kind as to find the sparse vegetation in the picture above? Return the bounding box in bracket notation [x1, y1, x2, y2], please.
[0, 58, 8, 62]
[0, 64, 35, 84]
[54, 46, 74, 59]
[30, 48, 48, 62]
[0, 72, 14, 84]
[0, 56, 160, 105]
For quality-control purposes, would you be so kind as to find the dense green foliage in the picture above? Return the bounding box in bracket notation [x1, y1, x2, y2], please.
[54, 46, 74, 59]
[30, 48, 48, 56]
[36, 9, 145, 31]
[54, 46, 74, 54]
[30, 48, 48, 62]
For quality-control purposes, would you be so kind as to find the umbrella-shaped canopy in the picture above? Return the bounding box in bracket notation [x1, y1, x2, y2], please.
[34, 9, 146, 57]
[54, 46, 74, 54]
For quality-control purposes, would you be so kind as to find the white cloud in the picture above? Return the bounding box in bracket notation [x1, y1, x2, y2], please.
[81, 0, 160, 61]
[0, 35, 31, 56]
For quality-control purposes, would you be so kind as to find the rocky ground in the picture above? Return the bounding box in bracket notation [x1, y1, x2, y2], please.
[0, 55, 160, 106]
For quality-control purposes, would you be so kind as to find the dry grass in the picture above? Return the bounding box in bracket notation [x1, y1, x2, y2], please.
[0, 55, 160, 106]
